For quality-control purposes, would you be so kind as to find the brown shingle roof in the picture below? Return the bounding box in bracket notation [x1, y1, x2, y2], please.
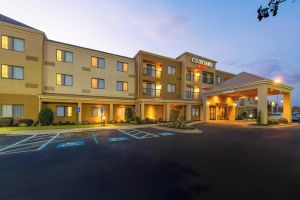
[209, 72, 269, 91]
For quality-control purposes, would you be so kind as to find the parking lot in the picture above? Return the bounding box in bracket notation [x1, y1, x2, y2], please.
[1, 125, 300, 200]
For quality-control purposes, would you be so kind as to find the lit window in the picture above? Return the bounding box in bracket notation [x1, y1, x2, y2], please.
[117, 81, 128, 91]
[168, 66, 176, 75]
[1, 104, 24, 118]
[1, 35, 24, 52]
[117, 61, 128, 72]
[91, 78, 105, 89]
[56, 74, 73, 86]
[167, 84, 176, 93]
[1, 65, 24, 80]
[91, 56, 105, 68]
[91, 107, 104, 117]
[56, 50, 73, 63]
[192, 107, 200, 117]
[56, 106, 72, 117]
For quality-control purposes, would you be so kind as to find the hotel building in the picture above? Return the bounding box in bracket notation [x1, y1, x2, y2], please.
[0, 14, 293, 125]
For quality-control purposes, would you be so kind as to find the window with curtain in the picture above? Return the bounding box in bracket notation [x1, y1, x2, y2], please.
[56, 50, 73, 63]
[91, 56, 105, 68]
[117, 81, 128, 91]
[1, 104, 24, 118]
[1, 65, 24, 80]
[167, 84, 176, 93]
[167, 66, 176, 75]
[56, 106, 72, 117]
[91, 78, 105, 89]
[91, 107, 104, 117]
[117, 61, 128, 72]
[1, 36, 25, 52]
[192, 107, 200, 117]
[56, 74, 73, 86]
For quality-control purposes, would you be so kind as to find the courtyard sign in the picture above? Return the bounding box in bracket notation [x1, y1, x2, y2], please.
[191, 58, 213, 67]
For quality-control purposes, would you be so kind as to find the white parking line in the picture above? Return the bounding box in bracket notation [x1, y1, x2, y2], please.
[0, 133, 60, 156]
[0, 134, 37, 152]
[119, 129, 159, 139]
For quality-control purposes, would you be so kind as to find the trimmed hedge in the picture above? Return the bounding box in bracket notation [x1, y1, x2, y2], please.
[19, 119, 33, 126]
[278, 118, 288, 124]
[39, 107, 54, 126]
[0, 117, 14, 127]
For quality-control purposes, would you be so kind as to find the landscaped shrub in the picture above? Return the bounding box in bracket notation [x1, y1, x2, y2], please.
[268, 119, 280, 125]
[38, 107, 54, 126]
[278, 118, 288, 124]
[170, 109, 180, 122]
[0, 117, 14, 127]
[18, 119, 33, 126]
[82, 121, 90, 125]
[125, 107, 134, 122]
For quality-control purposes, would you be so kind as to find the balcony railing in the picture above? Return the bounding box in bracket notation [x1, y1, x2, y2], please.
[186, 74, 200, 82]
[186, 91, 200, 100]
[202, 76, 214, 84]
[143, 68, 161, 78]
[143, 88, 161, 97]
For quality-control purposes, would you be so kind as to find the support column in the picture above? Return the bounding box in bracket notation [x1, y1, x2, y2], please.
[258, 85, 268, 125]
[109, 103, 114, 121]
[38, 98, 42, 112]
[283, 92, 292, 123]
[77, 102, 82, 123]
[203, 96, 210, 122]
[166, 103, 170, 122]
[140, 102, 145, 120]
[186, 104, 191, 121]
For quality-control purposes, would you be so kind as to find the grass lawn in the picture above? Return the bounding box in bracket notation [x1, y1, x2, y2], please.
[0, 123, 132, 132]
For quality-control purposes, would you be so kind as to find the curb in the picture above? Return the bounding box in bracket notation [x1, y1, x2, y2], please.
[153, 125, 203, 134]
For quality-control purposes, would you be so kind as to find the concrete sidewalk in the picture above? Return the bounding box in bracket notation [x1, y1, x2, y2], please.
[0, 124, 159, 136]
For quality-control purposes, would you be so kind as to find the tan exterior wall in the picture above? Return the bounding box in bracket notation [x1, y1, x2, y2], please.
[113, 105, 134, 122]
[0, 23, 44, 95]
[43, 41, 135, 99]
[82, 104, 110, 123]
[144, 105, 164, 120]
[0, 94, 39, 121]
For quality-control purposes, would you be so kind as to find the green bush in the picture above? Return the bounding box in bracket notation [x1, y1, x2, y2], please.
[19, 119, 33, 126]
[125, 107, 134, 122]
[279, 118, 288, 124]
[268, 119, 280, 125]
[170, 109, 180, 122]
[38, 107, 54, 126]
[0, 117, 14, 127]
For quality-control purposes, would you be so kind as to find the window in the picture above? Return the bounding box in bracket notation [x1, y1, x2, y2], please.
[56, 74, 73, 86]
[91, 56, 105, 68]
[117, 81, 128, 91]
[91, 107, 105, 117]
[91, 78, 105, 89]
[167, 84, 176, 93]
[117, 61, 128, 72]
[1, 35, 25, 52]
[192, 107, 200, 117]
[168, 66, 176, 75]
[1, 65, 24, 80]
[56, 106, 72, 117]
[56, 50, 73, 63]
[216, 76, 221, 84]
[1, 104, 24, 118]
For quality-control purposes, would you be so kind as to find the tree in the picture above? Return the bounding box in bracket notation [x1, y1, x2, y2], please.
[257, 0, 296, 21]
[124, 107, 134, 122]
[39, 107, 54, 126]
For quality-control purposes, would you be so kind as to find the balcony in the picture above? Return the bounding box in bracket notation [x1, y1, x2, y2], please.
[143, 88, 161, 97]
[202, 76, 214, 84]
[143, 68, 161, 78]
[186, 74, 200, 82]
[186, 91, 200, 100]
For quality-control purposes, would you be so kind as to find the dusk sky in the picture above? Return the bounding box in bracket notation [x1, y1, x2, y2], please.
[1, 0, 299, 105]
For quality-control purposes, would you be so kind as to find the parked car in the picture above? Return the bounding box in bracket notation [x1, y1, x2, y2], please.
[292, 113, 300, 122]
[269, 113, 283, 119]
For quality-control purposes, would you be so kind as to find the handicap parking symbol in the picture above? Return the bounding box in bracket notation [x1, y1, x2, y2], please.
[57, 140, 85, 149]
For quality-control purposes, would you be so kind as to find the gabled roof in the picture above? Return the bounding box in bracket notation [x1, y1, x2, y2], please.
[208, 72, 269, 91]
[0, 14, 37, 30]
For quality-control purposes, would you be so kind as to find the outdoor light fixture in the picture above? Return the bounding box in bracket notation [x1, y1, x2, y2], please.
[207, 102, 211, 105]
[274, 79, 282, 83]
[249, 114, 253, 118]
[255, 96, 258, 100]
[281, 99, 284, 103]
[271, 102, 276, 107]
[233, 103, 237, 106]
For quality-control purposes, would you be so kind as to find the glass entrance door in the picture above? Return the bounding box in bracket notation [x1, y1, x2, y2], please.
[219, 106, 228, 120]
[209, 106, 216, 120]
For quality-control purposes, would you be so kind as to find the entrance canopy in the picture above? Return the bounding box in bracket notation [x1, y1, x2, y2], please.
[203, 72, 293, 124]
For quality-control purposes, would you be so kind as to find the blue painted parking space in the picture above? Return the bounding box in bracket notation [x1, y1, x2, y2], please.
[56, 140, 85, 149]
[107, 137, 130, 143]
[159, 132, 176, 136]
